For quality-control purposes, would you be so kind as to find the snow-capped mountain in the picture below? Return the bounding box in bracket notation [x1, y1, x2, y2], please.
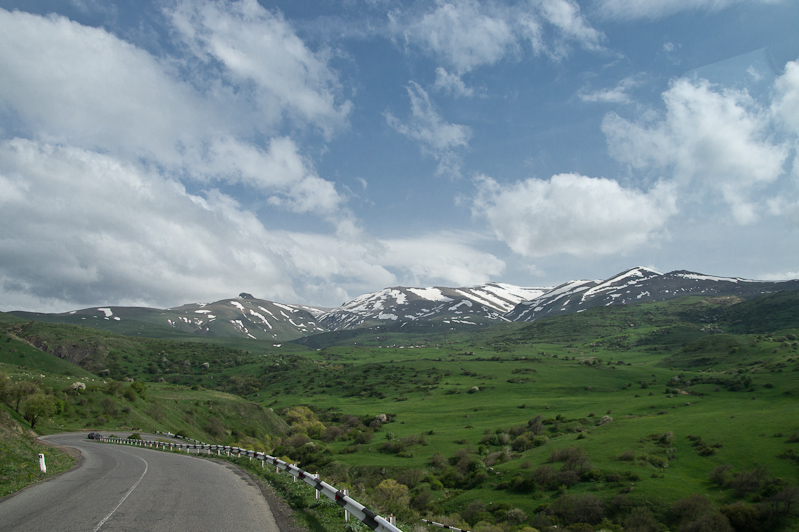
[165, 293, 327, 340]
[13, 293, 328, 342]
[506, 267, 799, 321]
[11, 269, 799, 340]
[318, 283, 550, 330]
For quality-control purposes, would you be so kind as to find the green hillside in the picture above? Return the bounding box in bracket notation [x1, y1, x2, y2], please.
[2, 293, 798, 531]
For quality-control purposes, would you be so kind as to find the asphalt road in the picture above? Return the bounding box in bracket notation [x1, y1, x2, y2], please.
[0, 433, 280, 532]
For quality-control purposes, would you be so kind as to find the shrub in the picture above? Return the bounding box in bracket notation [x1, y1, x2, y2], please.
[372, 479, 409, 516]
[551, 493, 606, 525]
[617, 450, 636, 461]
[624, 507, 661, 532]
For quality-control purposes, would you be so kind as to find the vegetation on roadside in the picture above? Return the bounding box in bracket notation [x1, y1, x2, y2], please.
[0, 408, 74, 498]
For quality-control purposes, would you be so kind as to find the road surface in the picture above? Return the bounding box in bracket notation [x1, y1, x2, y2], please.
[0, 433, 280, 531]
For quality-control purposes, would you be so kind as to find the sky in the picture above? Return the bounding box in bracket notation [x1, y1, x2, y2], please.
[0, 0, 798, 312]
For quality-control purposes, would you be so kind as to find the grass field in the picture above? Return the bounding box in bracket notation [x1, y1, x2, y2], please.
[2, 293, 799, 531]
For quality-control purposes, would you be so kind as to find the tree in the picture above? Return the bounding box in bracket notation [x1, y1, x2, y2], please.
[21, 393, 57, 429]
[129, 381, 147, 400]
[372, 479, 409, 515]
[625, 507, 664, 532]
[8, 381, 40, 413]
[0, 371, 9, 403]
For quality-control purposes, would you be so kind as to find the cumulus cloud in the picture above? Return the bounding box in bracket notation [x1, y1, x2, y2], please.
[472, 173, 677, 257]
[594, 0, 782, 21]
[759, 270, 799, 281]
[0, 138, 508, 311]
[386, 81, 472, 177]
[199, 136, 344, 215]
[382, 233, 506, 286]
[0, 139, 288, 309]
[0, 8, 209, 165]
[0, 5, 351, 219]
[772, 59, 799, 133]
[603, 78, 790, 224]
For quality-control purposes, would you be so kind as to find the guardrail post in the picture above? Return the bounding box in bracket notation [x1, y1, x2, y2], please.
[315, 473, 320, 499]
[38, 453, 46, 473]
[344, 489, 350, 523]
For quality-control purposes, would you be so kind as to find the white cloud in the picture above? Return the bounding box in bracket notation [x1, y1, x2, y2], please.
[472, 173, 677, 257]
[392, 0, 604, 89]
[531, 0, 604, 58]
[0, 6, 351, 221]
[0, 139, 287, 309]
[772, 59, 799, 133]
[603, 78, 790, 224]
[579, 75, 643, 104]
[200, 136, 345, 215]
[758, 270, 799, 281]
[386, 82, 472, 177]
[393, 0, 516, 75]
[383, 233, 506, 286]
[167, 0, 351, 138]
[594, 0, 782, 21]
[0, 8, 209, 166]
[433, 67, 475, 97]
[0, 139, 509, 311]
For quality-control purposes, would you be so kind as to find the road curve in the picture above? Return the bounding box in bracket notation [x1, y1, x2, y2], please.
[0, 433, 280, 532]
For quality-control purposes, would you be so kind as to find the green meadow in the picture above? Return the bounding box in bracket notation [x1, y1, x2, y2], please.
[2, 292, 799, 531]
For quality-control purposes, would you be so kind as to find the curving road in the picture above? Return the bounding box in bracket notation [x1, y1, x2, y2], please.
[0, 433, 280, 532]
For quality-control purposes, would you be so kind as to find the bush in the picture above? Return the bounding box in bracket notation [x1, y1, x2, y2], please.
[551, 493, 606, 525]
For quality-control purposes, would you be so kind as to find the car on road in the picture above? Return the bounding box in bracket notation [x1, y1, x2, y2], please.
[87, 432, 102, 439]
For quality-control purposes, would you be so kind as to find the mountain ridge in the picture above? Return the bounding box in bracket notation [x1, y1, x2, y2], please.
[9, 267, 799, 341]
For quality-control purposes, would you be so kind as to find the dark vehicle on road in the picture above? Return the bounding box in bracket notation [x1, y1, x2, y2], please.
[87, 432, 102, 439]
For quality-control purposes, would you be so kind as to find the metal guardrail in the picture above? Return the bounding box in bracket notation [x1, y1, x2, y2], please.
[101, 433, 402, 532]
[422, 519, 470, 532]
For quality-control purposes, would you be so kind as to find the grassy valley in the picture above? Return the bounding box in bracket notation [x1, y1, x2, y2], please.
[2, 292, 799, 531]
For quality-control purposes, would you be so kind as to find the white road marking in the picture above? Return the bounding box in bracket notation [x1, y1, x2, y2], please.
[92, 451, 149, 532]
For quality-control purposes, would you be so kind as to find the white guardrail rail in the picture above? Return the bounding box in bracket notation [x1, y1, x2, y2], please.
[100, 432, 402, 532]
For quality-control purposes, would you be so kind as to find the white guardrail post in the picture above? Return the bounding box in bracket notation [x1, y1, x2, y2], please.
[101, 432, 403, 532]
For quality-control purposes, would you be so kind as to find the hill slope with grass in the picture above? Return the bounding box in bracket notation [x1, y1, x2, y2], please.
[2, 293, 799, 531]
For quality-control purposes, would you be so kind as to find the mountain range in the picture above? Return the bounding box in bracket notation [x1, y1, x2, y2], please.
[11, 267, 799, 341]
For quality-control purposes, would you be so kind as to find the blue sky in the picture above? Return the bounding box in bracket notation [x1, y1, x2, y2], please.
[1, 0, 798, 312]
